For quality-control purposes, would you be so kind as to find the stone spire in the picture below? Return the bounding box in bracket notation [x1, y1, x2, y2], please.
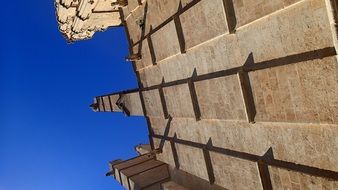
[55, 0, 127, 42]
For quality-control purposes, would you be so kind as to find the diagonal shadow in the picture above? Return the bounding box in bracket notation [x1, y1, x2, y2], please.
[158, 115, 173, 151]
[240, 53, 256, 123]
[136, 2, 149, 58]
[203, 138, 215, 184]
[171, 133, 180, 169]
[223, 0, 237, 33]
[174, 1, 186, 53]
[244, 47, 336, 72]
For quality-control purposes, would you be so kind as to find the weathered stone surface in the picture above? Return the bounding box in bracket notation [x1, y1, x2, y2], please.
[144, 0, 181, 34]
[55, 0, 123, 41]
[250, 56, 338, 124]
[133, 39, 153, 70]
[233, 0, 302, 27]
[114, 154, 154, 171]
[236, 0, 333, 63]
[210, 152, 263, 190]
[163, 84, 195, 118]
[114, 154, 154, 185]
[102, 96, 112, 111]
[161, 181, 188, 190]
[57, 0, 338, 189]
[125, 4, 144, 44]
[168, 165, 227, 190]
[153, 138, 176, 167]
[137, 0, 334, 87]
[195, 75, 247, 120]
[180, 0, 228, 49]
[109, 95, 121, 112]
[130, 164, 169, 189]
[138, 66, 163, 87]
[123, 92, 144, 115]
[269, 166, 338, 190]
[175, 144, 209, 182]
[151, 118, 338, 172]
[142, 90, 164, 117]
[120, 159, 164, 189]
[152, 21, 181, 62]
[325, 0, 338, 61]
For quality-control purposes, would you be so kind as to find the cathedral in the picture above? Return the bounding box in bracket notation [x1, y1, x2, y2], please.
[55, 0, 338, 189]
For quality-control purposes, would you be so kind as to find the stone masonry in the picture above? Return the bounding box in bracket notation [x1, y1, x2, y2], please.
[56, 0, 338, 189]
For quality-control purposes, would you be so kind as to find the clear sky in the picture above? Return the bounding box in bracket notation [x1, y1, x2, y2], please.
[0, 1, 148, 190]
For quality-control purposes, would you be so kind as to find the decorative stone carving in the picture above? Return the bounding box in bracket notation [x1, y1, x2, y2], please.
[55, 0, 126, 42]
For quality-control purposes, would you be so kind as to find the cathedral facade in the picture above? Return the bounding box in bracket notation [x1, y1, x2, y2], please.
[56, 0, 338, 189]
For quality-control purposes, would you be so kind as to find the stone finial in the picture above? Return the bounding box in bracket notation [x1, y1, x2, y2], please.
[89, 102, 99, 112]
[55, 0, 127, 42]
[105, 171, 114, 176]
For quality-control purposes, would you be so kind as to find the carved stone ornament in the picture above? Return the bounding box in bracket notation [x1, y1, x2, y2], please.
[55, 0, 126, 42]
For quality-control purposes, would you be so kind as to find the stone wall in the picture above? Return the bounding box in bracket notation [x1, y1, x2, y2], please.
[151, 118, 338, 189]
[94, 0, 338, 189]
[269, 167, 338, 190]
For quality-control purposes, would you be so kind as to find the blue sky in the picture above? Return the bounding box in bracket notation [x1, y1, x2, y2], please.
[0, 1, 148, 190]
